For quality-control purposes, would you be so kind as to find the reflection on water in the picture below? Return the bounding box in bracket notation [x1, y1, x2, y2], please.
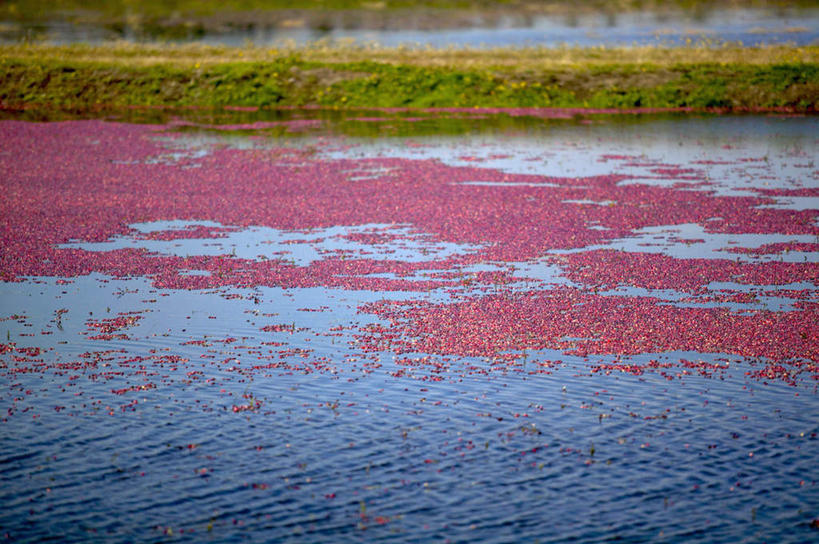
[2, 7, 818, 46]
[319, 114, 819, 197]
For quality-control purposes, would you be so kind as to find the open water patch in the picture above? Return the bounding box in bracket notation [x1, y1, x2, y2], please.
[59, 221, 486, 266]
[551, 223, 819, 263]
[320, 115, 818, 199]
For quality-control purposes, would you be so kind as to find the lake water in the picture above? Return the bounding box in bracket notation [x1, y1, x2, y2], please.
[2, 6, 818, 47]
[1, 110, 818, 542]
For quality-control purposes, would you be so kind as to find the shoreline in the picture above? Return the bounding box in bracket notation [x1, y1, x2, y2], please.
[1, 102, 813, 117]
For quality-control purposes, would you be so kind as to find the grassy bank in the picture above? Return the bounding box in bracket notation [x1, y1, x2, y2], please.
[1, 43, 817, 111]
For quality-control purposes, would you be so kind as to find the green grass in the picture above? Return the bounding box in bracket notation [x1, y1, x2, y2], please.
[1, 43, 817, 111]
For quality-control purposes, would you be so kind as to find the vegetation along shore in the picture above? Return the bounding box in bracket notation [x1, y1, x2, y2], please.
[1, 43, 817, 112]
